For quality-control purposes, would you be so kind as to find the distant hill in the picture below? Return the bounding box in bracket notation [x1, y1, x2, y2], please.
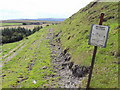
[36, 18, 66, 21]
[5, 18, 66, 22]
[1, 0, 119, 88]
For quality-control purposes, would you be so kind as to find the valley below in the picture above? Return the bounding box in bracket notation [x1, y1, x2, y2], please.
[1, 1, 119, 89]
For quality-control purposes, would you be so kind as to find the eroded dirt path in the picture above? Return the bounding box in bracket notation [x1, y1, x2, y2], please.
[47, 28, 90, 88]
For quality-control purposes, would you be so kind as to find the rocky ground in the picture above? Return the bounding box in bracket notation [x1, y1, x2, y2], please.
[1, 28, 90, 88]
[46, 28, 90, 88]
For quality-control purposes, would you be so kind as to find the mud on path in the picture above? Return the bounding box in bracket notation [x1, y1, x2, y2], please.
[47, 28, 90, 88]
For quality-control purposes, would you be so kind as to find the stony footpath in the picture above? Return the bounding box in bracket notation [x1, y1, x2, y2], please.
[47, 28, 90, 88]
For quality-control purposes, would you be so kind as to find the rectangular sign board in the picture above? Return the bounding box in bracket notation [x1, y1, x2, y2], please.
[88, 24, 110, 48]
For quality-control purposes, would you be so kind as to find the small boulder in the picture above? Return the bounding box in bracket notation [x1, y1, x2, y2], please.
[33, 80, 37, 84]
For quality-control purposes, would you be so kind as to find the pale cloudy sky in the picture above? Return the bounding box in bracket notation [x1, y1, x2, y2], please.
[0, 0, 94, 20]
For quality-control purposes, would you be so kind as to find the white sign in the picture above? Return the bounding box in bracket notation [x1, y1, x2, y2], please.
[88, 24, 110, 48]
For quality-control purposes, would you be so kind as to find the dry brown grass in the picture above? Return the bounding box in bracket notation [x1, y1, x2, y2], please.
[0, 24, 49, 30]
[0, 20, 61, 30]
[0, 20, 61, 24]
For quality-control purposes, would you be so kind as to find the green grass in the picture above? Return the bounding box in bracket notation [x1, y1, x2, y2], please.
[1, 1, 119, 88]
[53, 2, 119, 88]
[0, 40, 23, 57]
[2, 25, 58, 88]
[0, 23, 22, 26]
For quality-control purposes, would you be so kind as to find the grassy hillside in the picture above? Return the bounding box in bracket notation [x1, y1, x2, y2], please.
[0, 40, 23, 57]
[1, 1, 119, 89]
[54, 1, 119, 88]
[2, 26, 59, 88]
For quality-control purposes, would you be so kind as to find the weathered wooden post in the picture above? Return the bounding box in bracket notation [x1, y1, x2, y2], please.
[87, 13, 110, 88]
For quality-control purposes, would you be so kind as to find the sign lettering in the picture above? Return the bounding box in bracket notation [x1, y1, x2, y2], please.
[88, 24, 110, 48]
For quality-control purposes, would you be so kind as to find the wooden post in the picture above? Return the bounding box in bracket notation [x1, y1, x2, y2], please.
[99, 13, 105, 25]
[86, 13, 104, 89]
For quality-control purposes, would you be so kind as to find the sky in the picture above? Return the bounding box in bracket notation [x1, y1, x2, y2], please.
[0, 0, 94, 20]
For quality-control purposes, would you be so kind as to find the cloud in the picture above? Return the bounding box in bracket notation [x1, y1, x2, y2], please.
[0, 0, 94, 20]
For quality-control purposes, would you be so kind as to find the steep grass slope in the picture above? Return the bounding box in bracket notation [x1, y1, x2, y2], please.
[54, 1, 119, 88]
